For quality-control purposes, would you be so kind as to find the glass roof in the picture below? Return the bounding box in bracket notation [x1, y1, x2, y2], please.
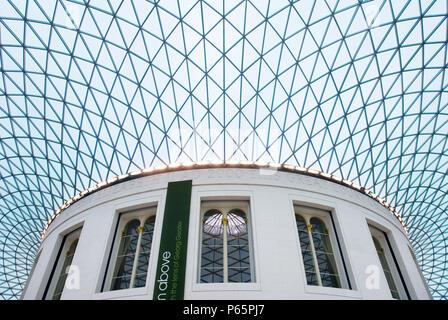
[0, 0, 447, 299]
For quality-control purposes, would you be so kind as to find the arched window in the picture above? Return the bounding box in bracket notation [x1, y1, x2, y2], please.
[294, 206, 348, 289]
[135, 216, 156, 287]
[52, 238, 79, 300]
[227, 209, 250, 283]
[372, 236, 399, 299]
[200, 201, 253, 283]
[111, 219, 140, 290]
[295, 215, 317, 285]
[104, 206, 157, 292]
[201, 209, 224, 283]
[44, 227, 82, 300]
[368, 225, 409, 299]
[309, 217, 341, 288]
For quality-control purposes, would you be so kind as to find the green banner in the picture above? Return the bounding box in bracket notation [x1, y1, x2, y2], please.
[153, 180, 192, 300]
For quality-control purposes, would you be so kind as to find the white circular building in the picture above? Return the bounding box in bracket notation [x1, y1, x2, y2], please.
[1, 0, 448, 301]
[22, 163, 431, 300]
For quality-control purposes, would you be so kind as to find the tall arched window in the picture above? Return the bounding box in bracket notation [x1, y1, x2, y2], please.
[309, 217, 341, 288]
[226, 209, 251, 283]
[52, 238, 79, 299]
[201, 209, 224, 283]
[368, 225, 409, 299]
[111, 219, 140, 290]
[295, 215, 317, 285]
[294, 205, 348, 289]
[200, 201, 253, 283]
[135, 216, 156, 287]
[104, 206, 157, 292]
[372, 236, 399, 299]
[44, 227, 82, 300]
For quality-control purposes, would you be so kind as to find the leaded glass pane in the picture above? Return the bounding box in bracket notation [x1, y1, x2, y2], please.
[295, 214, 318, 286]
[111, 219, 140, 291]
[227, 210, 251, 283]
[200, 207, 252, 283]
[134, 216, 155, 288]
[310, 218, 341, 288]
[201, 210, 224, 283]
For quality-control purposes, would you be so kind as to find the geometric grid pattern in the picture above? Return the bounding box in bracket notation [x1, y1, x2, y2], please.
[0, 0, 447, 299]
[227, 211, 251, 283]
[111, 219, 140, 290]
[201, 210, 225, 283]
[111, 216, 154, 291]
[296, 215, 320, 286]
[309, 218, 341, 289]
[201, 209, 251, 283]
[135, 216, 155, 287]
[296, 214, 342, 289]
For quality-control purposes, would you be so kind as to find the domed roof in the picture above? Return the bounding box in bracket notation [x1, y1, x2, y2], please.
[0, 0, 447, 299]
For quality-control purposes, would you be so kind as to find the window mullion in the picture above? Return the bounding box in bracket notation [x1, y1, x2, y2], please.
[247, 217, 254, 282]
[307, 222, 323, 287]
[222, 212, 228, 283]
[130, 224, 144, 288]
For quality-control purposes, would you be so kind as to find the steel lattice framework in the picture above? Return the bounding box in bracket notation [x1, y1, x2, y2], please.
[0, 0, 447, 300]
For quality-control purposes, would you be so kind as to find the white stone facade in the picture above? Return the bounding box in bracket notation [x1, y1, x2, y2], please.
[22, 168, 432, 300]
